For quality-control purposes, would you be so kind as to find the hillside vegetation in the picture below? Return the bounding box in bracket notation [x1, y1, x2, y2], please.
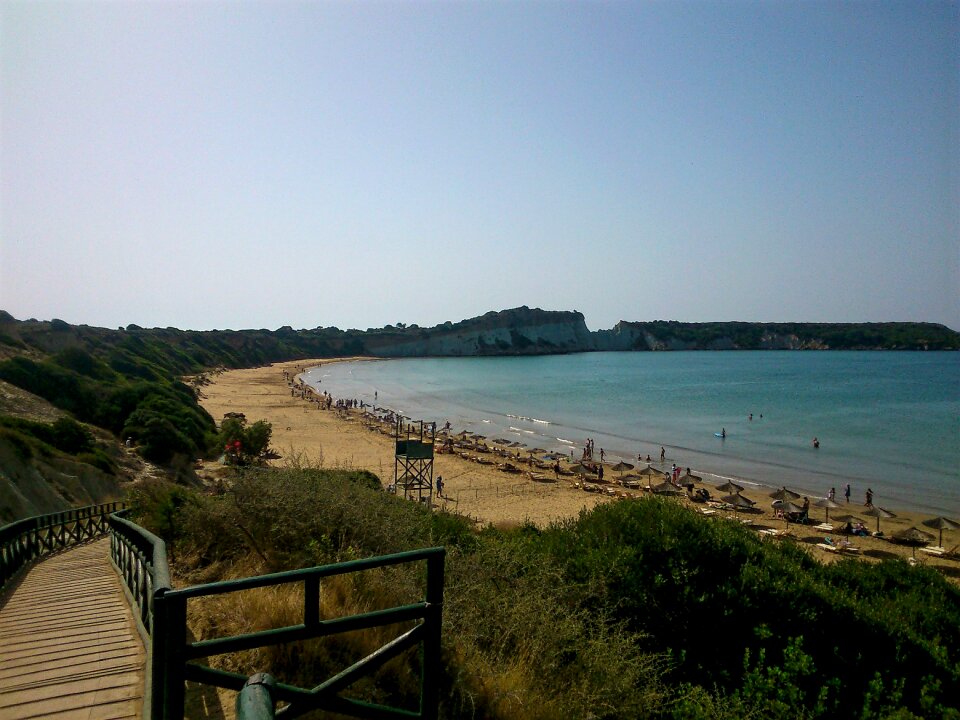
[130, 470, 960, 720]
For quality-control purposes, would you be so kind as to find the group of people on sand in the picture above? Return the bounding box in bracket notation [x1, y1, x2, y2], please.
[581, 438, 599, 461]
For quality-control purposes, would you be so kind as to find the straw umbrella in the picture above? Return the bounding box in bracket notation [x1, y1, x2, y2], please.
[611, 461, 635, 477]
[652, 481, 684, 496]
[891, 527, 935, 558]
[920, 517, 960, 548]
[862, 506, 896, 534]
[772, 499, 805, 529]
[717, 480, 744, 494]
[721, 492, 755, 518]
[815, 497, 842, 522]
[769, 487, 801, 502]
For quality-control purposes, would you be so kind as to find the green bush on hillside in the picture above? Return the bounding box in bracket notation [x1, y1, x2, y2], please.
[525, 497, 960, 719]
[0, 354, 217, 466]
[217, 417, 273, 465]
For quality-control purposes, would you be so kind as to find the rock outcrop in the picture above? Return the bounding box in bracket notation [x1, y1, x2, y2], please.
[365, 307, 593, 356]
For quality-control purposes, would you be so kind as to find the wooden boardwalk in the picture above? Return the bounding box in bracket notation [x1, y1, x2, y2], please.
[0, 538, 146, 719]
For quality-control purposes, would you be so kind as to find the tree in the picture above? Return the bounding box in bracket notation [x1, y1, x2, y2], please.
[218, 417, 273, 465]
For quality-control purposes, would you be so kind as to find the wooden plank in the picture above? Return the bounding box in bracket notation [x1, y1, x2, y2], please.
[0, 538, 146, 719]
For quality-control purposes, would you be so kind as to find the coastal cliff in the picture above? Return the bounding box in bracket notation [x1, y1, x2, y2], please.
[360, 310, 959, 355]
[364, 308, 593, 356]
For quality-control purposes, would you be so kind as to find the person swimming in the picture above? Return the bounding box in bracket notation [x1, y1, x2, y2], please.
[721, 428, 726, 438]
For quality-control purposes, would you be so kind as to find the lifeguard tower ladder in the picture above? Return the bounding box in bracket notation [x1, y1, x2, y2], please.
[395, 418, 436, 506]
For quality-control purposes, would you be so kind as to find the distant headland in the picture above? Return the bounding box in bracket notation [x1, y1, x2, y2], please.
[1, 307, 957, 366]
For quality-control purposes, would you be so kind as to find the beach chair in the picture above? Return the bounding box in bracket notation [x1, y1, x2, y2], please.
[921, 544, 959, 559]
[813, 522, 834, 532]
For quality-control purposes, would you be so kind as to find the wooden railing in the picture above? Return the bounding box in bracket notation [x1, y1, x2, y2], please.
[3, 505, 446, 720]
[0, 502, 124, 591]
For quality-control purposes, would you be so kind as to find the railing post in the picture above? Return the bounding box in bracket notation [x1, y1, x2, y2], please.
[235, 673, 276, 720]
[151, 590, 171, 720]
[163, 593, 188, 720]
[421, 549, 445, 720]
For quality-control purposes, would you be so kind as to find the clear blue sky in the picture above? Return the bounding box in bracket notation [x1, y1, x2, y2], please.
[2, 1, 957, 332]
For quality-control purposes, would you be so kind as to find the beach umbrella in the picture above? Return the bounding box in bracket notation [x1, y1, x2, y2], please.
[891, 527, 935, 558]
[814, 497, 842, 521]
[862, 506, 896, 534]
[921, 516, 960, 548]
[612, 461, 634, 476]
[509, 441, 525, 448]
[722, 493, 755, 507]
[892, 527, 933, 544]
[639, 465, 665, 478]
[683, 470, 703, 482]
[721, 492, 755, 517]
[772, 499, 805, 528]
[568, 463, 595, 476]
[833, 514, 863, 524]
[716, 480, 745, 494]
[769, 487, 802, 502]
[651, 481, 683, 496]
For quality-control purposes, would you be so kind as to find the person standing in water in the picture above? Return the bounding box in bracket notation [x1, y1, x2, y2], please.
[844, 484, 851, 503]
[660, 446, 666, 462]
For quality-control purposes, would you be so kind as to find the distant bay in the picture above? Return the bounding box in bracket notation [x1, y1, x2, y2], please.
[304, 352, 960, 515]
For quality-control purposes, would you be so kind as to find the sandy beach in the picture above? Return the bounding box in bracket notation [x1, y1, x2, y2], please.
[197, 359, 960, 579]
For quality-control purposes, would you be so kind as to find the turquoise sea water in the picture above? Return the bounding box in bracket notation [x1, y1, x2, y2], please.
[303, 352, 960, 514]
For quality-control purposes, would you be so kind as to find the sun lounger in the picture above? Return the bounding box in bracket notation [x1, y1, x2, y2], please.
[699, 508, 718, 516]
[918, 544, 959, 559]
[813, 523, 834, 532]
[818, 541, 860, 555]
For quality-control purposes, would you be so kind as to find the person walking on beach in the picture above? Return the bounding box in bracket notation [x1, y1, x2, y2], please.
[828, 487, 836, 502]
[435, 476, 443, 498]
[660, 446, 666, 462]
[865, 488, 873, 506]
[844, 484, 851, 503]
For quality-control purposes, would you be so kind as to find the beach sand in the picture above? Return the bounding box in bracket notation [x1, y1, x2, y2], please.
[196, 359, 960, 580]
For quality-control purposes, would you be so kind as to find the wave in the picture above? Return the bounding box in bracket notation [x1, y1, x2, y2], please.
[557, 438, 575, 445]
[507, 413, 552, 425]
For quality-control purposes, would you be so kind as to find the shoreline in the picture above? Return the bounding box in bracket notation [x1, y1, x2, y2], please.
[301, 354, 957, 516]
[197, 358, 960, 578]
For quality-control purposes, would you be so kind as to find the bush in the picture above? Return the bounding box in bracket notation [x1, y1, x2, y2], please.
[218, 417, 273, 465]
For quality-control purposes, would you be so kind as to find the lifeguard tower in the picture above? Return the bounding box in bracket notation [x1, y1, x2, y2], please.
[395, 418, 436, 505]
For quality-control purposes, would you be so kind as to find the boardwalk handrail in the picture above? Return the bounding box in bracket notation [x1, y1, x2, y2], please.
[0, 502, 124, 592]
[158, 546, 445, 720]
[3, 505, 445, 720]
[106, 512, 444, 720]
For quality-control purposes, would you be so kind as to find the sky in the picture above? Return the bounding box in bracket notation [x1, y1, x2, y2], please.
[1, 1, 958, 333]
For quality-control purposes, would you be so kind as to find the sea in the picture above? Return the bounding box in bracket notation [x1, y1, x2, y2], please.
[302, 352, 960, 515]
